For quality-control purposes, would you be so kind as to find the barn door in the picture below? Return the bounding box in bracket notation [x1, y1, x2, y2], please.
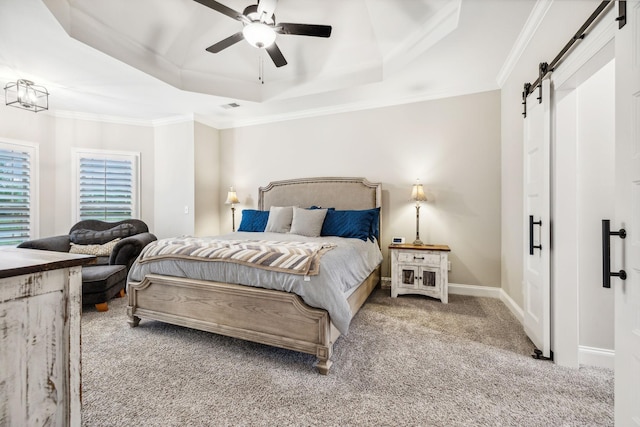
[523, 78, 551, 358]
[614, 2, 640, 423]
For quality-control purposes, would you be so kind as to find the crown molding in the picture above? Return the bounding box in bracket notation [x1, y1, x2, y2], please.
[150, 114, 194, 127]
[46, 84, 500, 131]
[213, 83, 499, 129]
[47, 110, 199, 128]
[48, 110, 156, 127]
[496, 0, 554, 87]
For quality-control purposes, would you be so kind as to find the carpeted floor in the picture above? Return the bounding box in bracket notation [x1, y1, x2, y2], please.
[81, 288, 613, 426]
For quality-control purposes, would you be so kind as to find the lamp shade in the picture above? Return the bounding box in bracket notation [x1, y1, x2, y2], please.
[410, 182, 428, 202]
[225, 187, 240, 205]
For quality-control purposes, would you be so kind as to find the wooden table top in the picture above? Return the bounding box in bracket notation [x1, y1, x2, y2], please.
[388, 243, 450, 252]
[0, 247, 95, 279]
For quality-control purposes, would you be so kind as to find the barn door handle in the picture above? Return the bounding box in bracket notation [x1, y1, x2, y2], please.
[529, 215, 542, 255]
[602, 219, 627, 288]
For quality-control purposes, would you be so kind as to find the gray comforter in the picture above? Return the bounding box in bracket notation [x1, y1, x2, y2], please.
[127, 232, 383, 334]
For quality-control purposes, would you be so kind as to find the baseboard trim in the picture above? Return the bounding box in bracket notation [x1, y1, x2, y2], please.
[578, 345, 615, 370]
[449, 283, 524, 323]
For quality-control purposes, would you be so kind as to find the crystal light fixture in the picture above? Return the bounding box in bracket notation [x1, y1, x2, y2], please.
[4, 79, 49, 113]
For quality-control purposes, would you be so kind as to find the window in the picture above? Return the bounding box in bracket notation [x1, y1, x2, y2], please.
[73, 149, 139, 223]
[0, 140, 38, 246]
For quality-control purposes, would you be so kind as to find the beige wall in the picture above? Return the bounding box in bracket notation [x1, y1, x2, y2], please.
[53, 117, 156, 234]
[194, 121, 221, 237]
[220, 90, 502, 285]
[0, 107, 55, 237]
[153, 122, 195, 239]
[0, 106, 155, 237]
[500, 1, 600, 307]
[0, 106, 222, 241]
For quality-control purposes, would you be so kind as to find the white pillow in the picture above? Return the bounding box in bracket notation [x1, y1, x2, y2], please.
[264, 206, 294, 233]
[290, 207, 328, 237]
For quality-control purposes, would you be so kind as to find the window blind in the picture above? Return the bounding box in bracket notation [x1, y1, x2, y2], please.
[0, 148, 31, 245]
[79, 157, 133, 221]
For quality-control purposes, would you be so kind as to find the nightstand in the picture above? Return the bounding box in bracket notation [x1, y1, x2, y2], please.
[389, 243, 450, 303]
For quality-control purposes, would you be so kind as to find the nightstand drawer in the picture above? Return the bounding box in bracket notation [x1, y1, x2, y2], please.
[397, 252, 440, 266]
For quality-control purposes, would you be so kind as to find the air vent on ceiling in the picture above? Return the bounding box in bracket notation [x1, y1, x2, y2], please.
[221, 102, 241, 109]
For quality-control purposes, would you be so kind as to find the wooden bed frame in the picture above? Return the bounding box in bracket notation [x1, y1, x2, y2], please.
[127, 177, 382, 374]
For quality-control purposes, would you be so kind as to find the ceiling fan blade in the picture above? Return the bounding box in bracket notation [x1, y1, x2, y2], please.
[265, 43, 287, 67]
[206, 32, 244, 53]
[193, 0, 246, 22]
[276, 23, 332, 38]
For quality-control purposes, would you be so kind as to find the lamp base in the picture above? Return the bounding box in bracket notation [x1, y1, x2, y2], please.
[412, 239, 424, 246]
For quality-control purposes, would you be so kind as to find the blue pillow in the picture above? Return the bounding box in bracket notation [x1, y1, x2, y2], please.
[369, 207, 380, 241]
[308, 206, 335, 210]
[321, 209, 376, 241]
[237, 210, 269, 232]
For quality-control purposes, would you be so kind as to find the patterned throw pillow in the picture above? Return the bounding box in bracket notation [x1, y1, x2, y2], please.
[321, 209, 377, 241]
[69, 238, 121, 256]
[238, 210, 270, 232]
[70, 223, 135, 245]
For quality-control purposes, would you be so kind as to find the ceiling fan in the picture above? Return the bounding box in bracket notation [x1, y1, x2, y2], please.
[194, 0, 332, 68]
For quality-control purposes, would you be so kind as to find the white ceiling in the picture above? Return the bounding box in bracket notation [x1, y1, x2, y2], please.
[0, 0, 536, 128]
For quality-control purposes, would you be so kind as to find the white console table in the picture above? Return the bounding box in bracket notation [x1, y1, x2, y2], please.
[0, 248, 94, 427]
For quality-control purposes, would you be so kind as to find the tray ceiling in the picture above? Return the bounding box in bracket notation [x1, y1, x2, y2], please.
[0, 0, 536, 127]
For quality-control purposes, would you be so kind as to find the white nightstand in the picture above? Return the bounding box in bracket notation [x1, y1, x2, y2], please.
[389, 243, 450, 303]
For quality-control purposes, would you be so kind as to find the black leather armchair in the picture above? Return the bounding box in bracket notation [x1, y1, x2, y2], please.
[18, 219, 157, 311]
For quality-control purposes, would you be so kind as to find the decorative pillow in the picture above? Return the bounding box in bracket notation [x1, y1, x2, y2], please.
[321, 209, 377, 241]
[70, 223, 135, 245]
[369, 207, 381, 241]
[264, 206, 294, 233]
[69, 238, 121, 256]
[290, 207, 328, 237]
[237, 210, 269, 232]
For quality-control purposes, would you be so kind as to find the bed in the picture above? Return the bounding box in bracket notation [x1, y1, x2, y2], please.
[126, 177, 382, 374]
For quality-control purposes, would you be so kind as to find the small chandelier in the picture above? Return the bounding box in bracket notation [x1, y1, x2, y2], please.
[4, 79, 49, 113]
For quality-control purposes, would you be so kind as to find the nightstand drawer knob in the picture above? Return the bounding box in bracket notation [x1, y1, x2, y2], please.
[414, 256, 424, 260]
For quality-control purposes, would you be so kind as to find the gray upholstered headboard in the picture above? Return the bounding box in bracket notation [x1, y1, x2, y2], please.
[258, 177, 381, 211]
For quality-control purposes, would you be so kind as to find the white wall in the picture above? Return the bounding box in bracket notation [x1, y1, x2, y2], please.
[153, 121, 195, 239]
[576, 60, 615, 351]
[220, 91, 502, 284]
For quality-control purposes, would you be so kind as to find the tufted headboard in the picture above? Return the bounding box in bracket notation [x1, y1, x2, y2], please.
[258, 177, 381, 211]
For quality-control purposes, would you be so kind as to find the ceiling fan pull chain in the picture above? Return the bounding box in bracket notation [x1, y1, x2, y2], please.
[259, 54, 265, 85]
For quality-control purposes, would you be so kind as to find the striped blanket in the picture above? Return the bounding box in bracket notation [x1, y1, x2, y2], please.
[136, 237, 336, 276]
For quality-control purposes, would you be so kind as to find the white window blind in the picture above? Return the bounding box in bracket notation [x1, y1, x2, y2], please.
[75, 151, 139, 222]
[0, 145, 33, 246]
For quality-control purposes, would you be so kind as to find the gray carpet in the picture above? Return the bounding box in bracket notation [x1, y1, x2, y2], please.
[81, 288, 613, 426]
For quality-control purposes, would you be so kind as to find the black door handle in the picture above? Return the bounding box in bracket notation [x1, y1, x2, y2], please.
[602, 219, 627, 288]
[529, 215, 542, 255]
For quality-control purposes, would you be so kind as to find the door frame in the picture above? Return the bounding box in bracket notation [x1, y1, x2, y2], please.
[548, 7, 617, 368]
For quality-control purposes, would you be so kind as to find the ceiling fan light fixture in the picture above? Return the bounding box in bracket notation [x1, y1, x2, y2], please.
[242, 22, 276, 48]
